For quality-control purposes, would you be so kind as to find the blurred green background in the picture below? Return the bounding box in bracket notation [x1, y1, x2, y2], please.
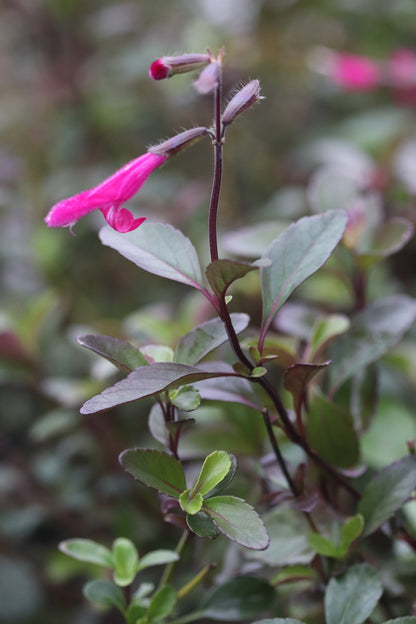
[1, 1, 416, 622]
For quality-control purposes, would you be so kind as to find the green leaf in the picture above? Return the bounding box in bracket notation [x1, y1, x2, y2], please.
[358, 455, 416, 536]
[112, 538, 138, 587]
[191, 451, 232, 497]
[83, 579, 126, 614]
[206, 453, 237, 497]
[100, 222, 206, 292]
[127, 604, 146, 624]
[203, 496, 269, 550]
[147, 585, 176, 621]
[325, 564, 382, 624]
[202, 576, 275, 621]
[246, 504, 314, 567]
[120, 449, 186, 499]
[340, 514, 364, 551]
[329, 295, 416, 394]
[59, 539, 114, 568]
[284, 362, 331, 415]
[356, 218, 414, 269]
[260, 211, 348, 342]
[179, 489, 203, 515]
[77, 335, 148, 373]
[175, 313, 249, 365]
[206, 259, 265, 297]
[81, 362, 236, 414]
[222, 221, 291, 258]
[307, 314, 350, 360]
[139, 344, 174, 363]
[169, 386, 201, 412]
[186, 511, 220, 539]
[306, 389, 360, 468]
[307, 533, 340, 558]
[272, 566, 317, 586]
[136, 550, 179, 573]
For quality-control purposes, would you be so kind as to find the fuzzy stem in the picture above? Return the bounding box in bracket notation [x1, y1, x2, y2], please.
[208, 69, 223, 263]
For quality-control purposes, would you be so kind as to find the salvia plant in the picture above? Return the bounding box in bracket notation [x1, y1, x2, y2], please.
[45, 49, 416, 624]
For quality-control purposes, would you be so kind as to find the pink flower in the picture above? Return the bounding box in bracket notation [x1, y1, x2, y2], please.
[388, 49, 416, 88]
[331, 53, 381, 91]
[45, 152, 167, 233]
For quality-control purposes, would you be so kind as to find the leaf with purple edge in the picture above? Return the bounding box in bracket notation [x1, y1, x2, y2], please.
[77, 334, 148, 374]
[203, 495, 269, 550]
[120, 449, 186, 499]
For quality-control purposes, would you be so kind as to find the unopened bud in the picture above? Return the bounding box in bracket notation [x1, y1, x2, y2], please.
[222, 80, 262, 126]
[149, 54, 211, 80]
[193, 62, 221, 94]
[149, 127, 209, 157]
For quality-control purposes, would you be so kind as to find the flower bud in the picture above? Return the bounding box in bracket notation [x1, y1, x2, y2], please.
[149, 54, 211, 80]
[149, 127, 209, 157]
[193, 62, 221, 94]
[222, 80, 262, 126]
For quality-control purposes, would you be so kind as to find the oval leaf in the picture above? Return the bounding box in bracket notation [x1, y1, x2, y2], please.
[81, 362, 236, 414]
[203, 495, 269, 550]
[83, 579, 126, 614]
[147, 585, 176, 621]
[112, 538, 138, 587]
[186, 511, 220, 539]
[120, 449, 186, 499]
[325, 564, 382, 624]
[202, 576, 275, 621]
[175, 313, 249, 366]
[100, 222, 206, 292]
[77, 335, 148, 373]
[358, 454, 416, 536]
[59, 539, 114, 568]
[260, 211, 348, 344]
[136, 550, 179, 573]
[191, 451, 232, 497]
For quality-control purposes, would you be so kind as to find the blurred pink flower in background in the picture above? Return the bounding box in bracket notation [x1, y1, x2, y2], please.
[330, 52, 381, 91]
[45, 152, 167, 233]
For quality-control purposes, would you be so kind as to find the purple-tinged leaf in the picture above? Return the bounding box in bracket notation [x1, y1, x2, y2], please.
[80, 362, 237, 414]
[222, 221, 290, 258]
[175, 313, 249, 365]
[203, 495, 269, 550]
[100, 222, 207, 293]
[77, 335, 148, 374]
[284, 362, 331, 416]
[356, 217, 414, 269]
[358, 454, 416, 536]
[194, 362, 261, 410]
[120, 449, 186, 499]
[206, 259, 267, 298]
[260, 211, 348, 348]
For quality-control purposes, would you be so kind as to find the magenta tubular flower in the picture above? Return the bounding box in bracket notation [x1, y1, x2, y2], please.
[331, 53, 381, 91]
[45, 152, 167, 233]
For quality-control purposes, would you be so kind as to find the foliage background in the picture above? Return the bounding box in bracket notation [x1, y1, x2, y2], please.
[1, 0, 415, 622]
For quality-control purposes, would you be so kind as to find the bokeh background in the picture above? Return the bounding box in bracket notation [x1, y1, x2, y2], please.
[1, 1, 416, 622]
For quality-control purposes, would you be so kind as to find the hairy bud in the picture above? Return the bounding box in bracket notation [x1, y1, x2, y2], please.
[149, 127, 209, 157]
[222, 80, 262, 126]
[193, 62, 221, 94]
[149, 54, 211, 80]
